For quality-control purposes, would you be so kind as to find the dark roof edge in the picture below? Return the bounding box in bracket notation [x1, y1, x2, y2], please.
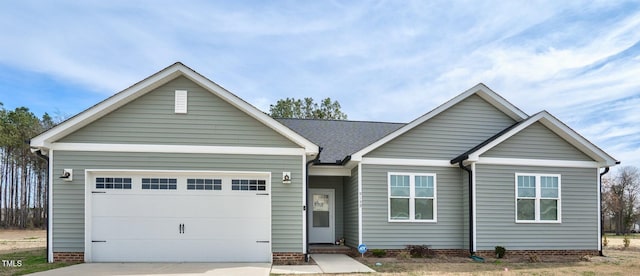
[450, 120, 525, 164]
[275, 117, 406, 125]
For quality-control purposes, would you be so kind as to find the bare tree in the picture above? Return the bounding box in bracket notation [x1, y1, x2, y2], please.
[603, 166, 640, 235]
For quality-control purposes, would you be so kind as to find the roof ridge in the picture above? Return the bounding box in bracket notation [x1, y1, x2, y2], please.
[275, 118, 406, 124]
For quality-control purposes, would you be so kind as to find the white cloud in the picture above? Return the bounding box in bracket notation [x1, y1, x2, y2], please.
[0, 0, 638, 168]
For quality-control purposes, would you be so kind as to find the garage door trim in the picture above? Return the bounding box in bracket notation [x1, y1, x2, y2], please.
[84, 169, 272, 262]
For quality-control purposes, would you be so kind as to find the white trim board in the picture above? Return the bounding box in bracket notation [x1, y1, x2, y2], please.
[477, 157, 602, 168]
[308, 166, 351, 176]
[30, 62, 319, 155]
[50, 143, 306, 156]
[351, 83, 528, 161]
[83, 169, 272, 262]
[471, 162, 477, 252]
[467, 111, 618, 166]
[47, 150, 54, 263]
[357, 163, 363, 245]
[302, 155, 307, 254]
[361, 158, 453, 167]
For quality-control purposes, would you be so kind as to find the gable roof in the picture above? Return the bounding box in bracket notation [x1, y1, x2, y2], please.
[350, 83, 529, 161]
[30, 62, 319, 154]
[451, 111, 619, 167]
[277, 118, 404, 164]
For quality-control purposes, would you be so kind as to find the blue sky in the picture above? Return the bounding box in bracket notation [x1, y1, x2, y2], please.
[1, 1, 638, 170]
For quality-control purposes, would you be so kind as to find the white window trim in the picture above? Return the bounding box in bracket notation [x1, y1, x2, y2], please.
[515, 173, 562, 223]
[387, 172, 437, 223]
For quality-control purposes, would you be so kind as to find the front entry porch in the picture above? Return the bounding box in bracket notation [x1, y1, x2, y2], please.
[308, 176, 346, 246]
[309, 244, 352, 254]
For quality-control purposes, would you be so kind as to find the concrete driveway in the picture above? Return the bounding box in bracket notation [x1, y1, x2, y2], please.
[28, 263, 272, 276]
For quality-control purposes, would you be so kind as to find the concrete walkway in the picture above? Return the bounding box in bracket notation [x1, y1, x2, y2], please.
[271, 254, 375, 274]
[30, 254, 373, 275]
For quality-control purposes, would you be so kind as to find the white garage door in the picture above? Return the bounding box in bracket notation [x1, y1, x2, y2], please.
[88, 173, 271, 262]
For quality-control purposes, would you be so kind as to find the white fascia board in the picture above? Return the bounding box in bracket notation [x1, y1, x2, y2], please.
[178, 65, 319, 154]
[477, 157, 602, 168]
[475, 86, 528, 121]
[468, 111, 619, 166]
[308, 166, 351, 176]
[536, 114, 618, 166]
[51, 142, 306, 156]
[361, 157, 454, 167]
[31, 62, 319, 155]
[31, 64, 184, 148]
[351, 83, 527, 160]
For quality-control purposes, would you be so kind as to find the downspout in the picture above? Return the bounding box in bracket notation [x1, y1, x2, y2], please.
[34, 149, 50, 263]
[458, 161, 474, 256]
[304, 147, 322, 262]
[599, 167, 610, 257]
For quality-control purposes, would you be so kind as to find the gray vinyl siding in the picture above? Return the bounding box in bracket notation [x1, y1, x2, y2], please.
[367, 95, 516, 159]
[309, 176, 346, 240]
[343, 167, 359, 248]
[475, 164, 598, 250]
[60, 76, 297, 148]
[483, 122, 594, 161]
[361, 164, 464, 249]
[52, 151, 303, 253]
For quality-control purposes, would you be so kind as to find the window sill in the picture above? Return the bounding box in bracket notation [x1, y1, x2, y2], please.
[388, 219, 437, 223]
[515, 220, 562, 224]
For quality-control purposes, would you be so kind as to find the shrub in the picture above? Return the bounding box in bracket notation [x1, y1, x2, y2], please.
[528, 254, 540, 263]
[371, 249, 386, 258]
[603, 235, 608, 247]
[405, 245, 435, 258]
[396, 251, 411, 260]
[495, 246, 506, 258]
[623, 235, 631, 248]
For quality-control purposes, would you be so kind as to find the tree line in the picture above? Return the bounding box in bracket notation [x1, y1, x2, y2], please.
[0, 103, 55, 229]
[1, 97, 638, 234]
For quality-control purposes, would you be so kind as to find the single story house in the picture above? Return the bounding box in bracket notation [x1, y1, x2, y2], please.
[30, 62, 619, 263]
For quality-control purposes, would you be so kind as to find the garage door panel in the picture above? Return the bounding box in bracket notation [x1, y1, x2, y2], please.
[92, 194, 183, 217]
[181, 218, 271, 239]
[93, 194, 269, 218]
[90, 173, 271, 262]
[92, 238, 270, 262]
[92, 217, 181, 240]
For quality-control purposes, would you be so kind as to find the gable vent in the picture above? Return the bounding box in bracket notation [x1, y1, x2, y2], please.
[175, 90, 187, 114]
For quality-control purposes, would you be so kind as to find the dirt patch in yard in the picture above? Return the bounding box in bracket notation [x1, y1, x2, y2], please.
[352, 249, 640, 275]
[0, 229, 46, 254]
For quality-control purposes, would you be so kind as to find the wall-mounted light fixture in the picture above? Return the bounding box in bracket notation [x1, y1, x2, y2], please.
[282, 172, 291, 184]
[60, 169, 73, 182]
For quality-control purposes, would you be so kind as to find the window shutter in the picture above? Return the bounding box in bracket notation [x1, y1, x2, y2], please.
[175, 90, 187, 114]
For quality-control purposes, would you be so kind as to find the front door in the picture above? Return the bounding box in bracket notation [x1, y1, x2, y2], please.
[308, 189, 335, 243]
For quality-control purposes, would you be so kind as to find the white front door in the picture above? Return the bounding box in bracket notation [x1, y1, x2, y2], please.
[308, 189, 335, 244]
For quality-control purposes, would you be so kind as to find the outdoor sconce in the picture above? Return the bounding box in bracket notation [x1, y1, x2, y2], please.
[60, 169, 73, 182]
[282, 172, 291, 184]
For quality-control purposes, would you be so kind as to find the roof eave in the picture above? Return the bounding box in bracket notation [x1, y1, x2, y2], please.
[454, 111, 619, 167]
[352, 83, 528, 160]
[30, 62, 319, 154]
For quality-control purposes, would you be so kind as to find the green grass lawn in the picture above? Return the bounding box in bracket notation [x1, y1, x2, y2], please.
[0, 249, 75, 276]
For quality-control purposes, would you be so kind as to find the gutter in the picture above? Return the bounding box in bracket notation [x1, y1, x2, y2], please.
[599, 167, 610, 257]
[457, 161, 475, 255]
[304, 147, 322, 262]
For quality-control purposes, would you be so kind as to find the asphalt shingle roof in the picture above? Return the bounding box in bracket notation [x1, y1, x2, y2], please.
[277, 119, 405, 164]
